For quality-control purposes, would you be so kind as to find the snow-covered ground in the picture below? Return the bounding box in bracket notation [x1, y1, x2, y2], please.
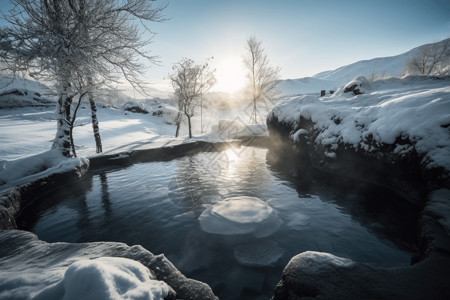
[276, 38, 450, 96]
[0, 77, 271, 190]
[1, 37, 449, 300]
[270, 75, 450, 172]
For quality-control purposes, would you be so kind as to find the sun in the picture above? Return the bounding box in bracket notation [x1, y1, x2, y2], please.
[213, 57, 247, 94]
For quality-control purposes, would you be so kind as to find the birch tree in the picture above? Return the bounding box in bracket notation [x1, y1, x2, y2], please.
[243, 36, 280, 123]
[170, 58, 216, 138]
[0, 0, 166, 157]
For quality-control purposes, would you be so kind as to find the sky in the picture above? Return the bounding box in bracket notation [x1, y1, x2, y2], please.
[145, 0, 450, 94]
[1, 0, 449, 95]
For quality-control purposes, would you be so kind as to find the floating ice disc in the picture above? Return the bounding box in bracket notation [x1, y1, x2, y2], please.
[198, 196, 282, 237]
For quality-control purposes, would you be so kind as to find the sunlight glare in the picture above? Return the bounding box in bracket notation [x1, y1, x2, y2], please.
[225, 147, 240, 163]
[213, 57, 247, 94]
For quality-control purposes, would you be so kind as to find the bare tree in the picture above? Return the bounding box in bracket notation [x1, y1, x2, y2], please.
[0, 0, 166, 157]
[407, 39, 450, 75]
[243, 36, 280, 124]
[170, 58, 216, 138]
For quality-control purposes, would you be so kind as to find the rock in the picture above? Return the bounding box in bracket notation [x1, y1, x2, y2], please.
[0, 230, 218, 300]
[418, 189, 450, 260]
[123, 101, 149, 114]
[272, 250, 450, 300]
[343, 75, 370, 95]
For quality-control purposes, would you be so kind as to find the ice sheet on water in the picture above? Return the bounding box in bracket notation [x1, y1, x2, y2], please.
[234, 240, 285, 267]
[198, 196, 282, 238]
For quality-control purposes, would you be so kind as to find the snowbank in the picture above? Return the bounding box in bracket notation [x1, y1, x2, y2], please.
[198, 196, 282, 238]
[268, 76, 450, 172]
[0, 230, 217, 300]
[0, 88, 54, 108]
[122, 100, 178, 125]
[32, 257, 169, 300]
[0, 149, 88, 188]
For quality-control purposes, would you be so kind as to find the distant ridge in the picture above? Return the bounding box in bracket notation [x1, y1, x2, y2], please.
[277, 38, 450, 96]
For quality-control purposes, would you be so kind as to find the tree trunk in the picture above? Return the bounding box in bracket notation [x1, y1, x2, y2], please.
[200, 98, 203, 133]
[175, 111, 182, 137]
[52, 90, 72, 158]
[253, 98, 257, 124]
[187, 115, 192, 138]
[69, 94, 84, 158]
[89, 93, 103, 153]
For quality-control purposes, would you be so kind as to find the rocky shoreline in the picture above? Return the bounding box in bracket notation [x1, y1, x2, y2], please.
[1, 123, 449, 299]
[267, 93, 450, 299]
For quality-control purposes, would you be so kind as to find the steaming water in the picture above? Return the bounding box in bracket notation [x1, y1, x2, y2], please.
[23, 146, 418, 300]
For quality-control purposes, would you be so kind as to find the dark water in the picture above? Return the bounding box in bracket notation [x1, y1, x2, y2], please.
[21, 146, 418, 300]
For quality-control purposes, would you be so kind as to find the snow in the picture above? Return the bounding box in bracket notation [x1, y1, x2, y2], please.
[276, 77, 335, 97]
[0, 230, 218, 300]
[31, 257, 169, 300]
[234, 240, 284, 267]
[198, 196, 282, 238]
[277, 38, 450, 97]
[287, 251, 355, 274]
[0, 149, 89, 191]
[343, 75, 371, 95]
[269, 75, 450, 171]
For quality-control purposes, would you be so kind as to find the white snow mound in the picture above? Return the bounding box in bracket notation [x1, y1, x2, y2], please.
[198, 196, 282, 238]
[31, 257, 169, 300]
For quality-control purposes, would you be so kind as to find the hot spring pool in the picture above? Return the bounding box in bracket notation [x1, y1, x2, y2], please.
[20, 146, 418, 299]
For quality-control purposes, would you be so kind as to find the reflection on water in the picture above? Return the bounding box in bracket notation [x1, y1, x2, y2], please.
[21, 146, 418, 300]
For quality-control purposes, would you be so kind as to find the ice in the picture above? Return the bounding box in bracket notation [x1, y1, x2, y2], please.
[198, 196, 282, 238]
[286, 212, 311, 230]
[234, 240, 285, 267]
[31, 257, 169, 300]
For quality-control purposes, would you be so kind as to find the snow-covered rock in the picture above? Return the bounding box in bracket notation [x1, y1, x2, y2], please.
[198, 196, 282, 238]
[0, 149, 88, 187]
[32, 257, 170, 300]
[272, 189, 450, 299]
[267, 75, 450, 200]
[0, 149, 90, 229]
[234, 240, 284, 267]
[0, 230, 218, 300]
[123, 101, 150, 114]
[419, 189, 450, 259]
[343, 75, 370, 95]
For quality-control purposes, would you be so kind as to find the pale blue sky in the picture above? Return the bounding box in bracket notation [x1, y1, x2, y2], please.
[1, 0, 449, 93]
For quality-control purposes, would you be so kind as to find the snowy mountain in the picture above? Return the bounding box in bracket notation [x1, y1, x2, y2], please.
[277, 38, 450, 96]
[0, 76, 53, 96]
[276, 77, 335, 96]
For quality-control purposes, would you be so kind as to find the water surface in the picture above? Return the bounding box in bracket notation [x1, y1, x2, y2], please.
[22, 146, 418, 300]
